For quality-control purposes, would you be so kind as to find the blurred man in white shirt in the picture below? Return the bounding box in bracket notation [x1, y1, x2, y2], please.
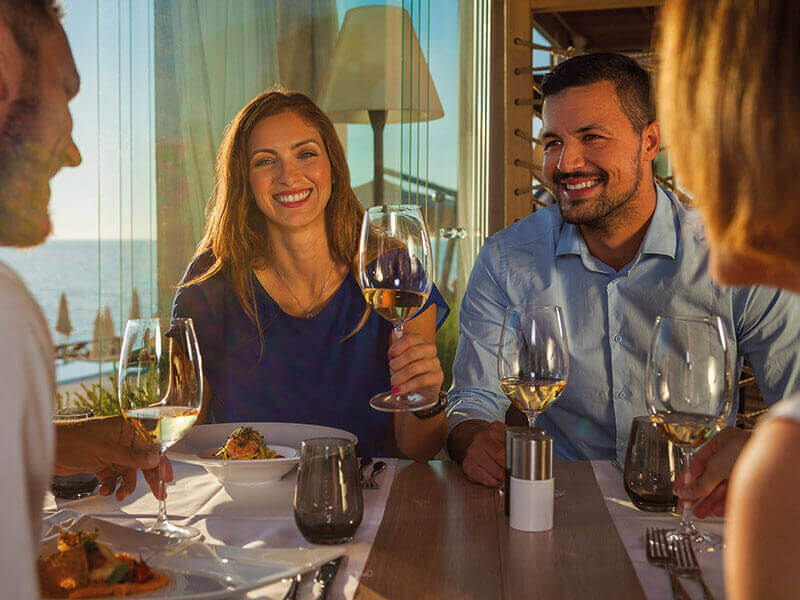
[0, 1, 170, 595]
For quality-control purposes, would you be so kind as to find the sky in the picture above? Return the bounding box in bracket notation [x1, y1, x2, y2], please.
[49, 0, 460, 241]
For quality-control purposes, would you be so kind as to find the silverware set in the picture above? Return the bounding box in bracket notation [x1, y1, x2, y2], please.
[645, 527, 715, 600]
[282, 556, 344, 600]
[360, 458, 387, 489]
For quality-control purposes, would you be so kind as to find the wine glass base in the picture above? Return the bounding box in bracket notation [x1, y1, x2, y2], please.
[370, 391, 437, 413]
[140, 521, 201, 541]
[666, 528, 723, 553]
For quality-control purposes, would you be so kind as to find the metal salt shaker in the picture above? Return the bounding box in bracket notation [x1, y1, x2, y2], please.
[509, 429, 554, 532]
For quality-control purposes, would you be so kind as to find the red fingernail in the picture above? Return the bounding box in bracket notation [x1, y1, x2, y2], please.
[391, 387, 400, 394]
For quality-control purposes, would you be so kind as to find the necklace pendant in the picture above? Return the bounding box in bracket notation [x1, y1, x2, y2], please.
[306, 311, 314, 319]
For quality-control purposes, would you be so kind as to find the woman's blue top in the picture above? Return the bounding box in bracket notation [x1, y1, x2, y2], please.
[172, 252, 449, 457]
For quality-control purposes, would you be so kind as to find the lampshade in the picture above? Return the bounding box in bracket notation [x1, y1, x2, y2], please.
[318, 5, 444, 124]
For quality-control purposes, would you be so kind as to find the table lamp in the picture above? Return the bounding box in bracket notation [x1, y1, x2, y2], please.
[318, 5, 444, 205]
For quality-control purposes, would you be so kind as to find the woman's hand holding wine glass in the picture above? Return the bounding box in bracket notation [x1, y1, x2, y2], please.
[358, 205, 437, 412]
[645, 315, 733, 551]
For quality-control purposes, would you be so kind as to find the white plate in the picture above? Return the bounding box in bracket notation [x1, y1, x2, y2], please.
[168, 423, 358, 488]
[40, 510, 344, 599]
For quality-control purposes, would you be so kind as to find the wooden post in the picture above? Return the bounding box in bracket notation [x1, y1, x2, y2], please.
[503, 0, 535, 228]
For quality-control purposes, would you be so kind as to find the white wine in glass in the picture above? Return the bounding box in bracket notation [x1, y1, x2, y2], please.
[497, 305, 569, 430]
[646, 315, 732, 551]
[118, 317, 203, 540]
[499, 376, 567, 419]
[359, 204, 434, 412]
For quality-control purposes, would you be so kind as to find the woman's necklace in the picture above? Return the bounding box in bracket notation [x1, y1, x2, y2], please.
[274, 262, 335, 318]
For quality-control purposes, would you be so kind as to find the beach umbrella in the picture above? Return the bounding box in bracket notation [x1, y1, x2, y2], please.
[89, 306, 116, 360]
[128, 289, 141, 321]
[89, 309, 103, 360]
[55, 292, 73, 337]
[102, 306, 115, 342]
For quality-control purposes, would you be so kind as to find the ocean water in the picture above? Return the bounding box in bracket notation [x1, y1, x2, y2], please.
[0, 239, 158, 347]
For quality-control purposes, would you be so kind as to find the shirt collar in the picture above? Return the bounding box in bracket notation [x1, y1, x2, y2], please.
[554, 185, 677, 260]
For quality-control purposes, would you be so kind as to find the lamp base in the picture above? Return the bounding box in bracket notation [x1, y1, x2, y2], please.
[369, 110, 387, 206]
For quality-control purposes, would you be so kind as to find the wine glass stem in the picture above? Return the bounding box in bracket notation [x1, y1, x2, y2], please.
[155, 452, 168, 528]
[678, 447, 696, 535]
[527, 412, 539, 430]
[394, 321, 405, 340]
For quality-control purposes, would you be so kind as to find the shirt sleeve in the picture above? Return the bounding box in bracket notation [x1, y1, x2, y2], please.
[732, 284, 800, 406]
[0, 272, 54, 599]
[410, 283, 450, 330]
[446, 236, 512, 432]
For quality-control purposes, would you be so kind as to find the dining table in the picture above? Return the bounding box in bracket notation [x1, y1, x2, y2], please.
[44, 459, 726, 599]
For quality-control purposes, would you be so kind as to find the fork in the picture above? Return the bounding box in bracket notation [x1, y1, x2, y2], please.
[670, 535, 715, 600]
[645, 528, 691, 600]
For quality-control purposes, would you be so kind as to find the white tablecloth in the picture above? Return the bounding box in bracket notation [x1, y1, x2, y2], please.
[591, 460, 725, 599]
[43, 459, 398, 599]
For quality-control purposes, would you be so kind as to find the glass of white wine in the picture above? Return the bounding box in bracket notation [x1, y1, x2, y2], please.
[118, 317, 203, 539]
[646, 315, 732, 551]
[358, 204, 434, 412]
[497, 304, 569, 430]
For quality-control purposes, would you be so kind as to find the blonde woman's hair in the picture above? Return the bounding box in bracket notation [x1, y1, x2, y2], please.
[658, 0, 800, 261]
[181, 87, 370, 340]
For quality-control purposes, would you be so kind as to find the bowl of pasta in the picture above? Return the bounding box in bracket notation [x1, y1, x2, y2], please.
[169, 425, 299, 486]
[169, 422, 357, 490]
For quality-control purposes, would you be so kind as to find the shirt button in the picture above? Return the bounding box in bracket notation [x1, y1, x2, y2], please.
[613, 334, 622, 343]
[617, 390, 627, 399]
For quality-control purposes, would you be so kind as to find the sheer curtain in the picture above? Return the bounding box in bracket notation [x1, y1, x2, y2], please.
[153, 0, 338, 317]
[456, 0, 490, 307]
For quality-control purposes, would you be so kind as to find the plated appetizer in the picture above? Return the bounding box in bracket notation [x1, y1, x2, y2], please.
[214, 426, 283, 460]
[38, 529, 169, 598]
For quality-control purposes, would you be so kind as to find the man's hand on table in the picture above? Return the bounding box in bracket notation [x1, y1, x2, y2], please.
[674, 426, 751, 518]
[449, 420, 506, 487]
[53, 415, 174, 501]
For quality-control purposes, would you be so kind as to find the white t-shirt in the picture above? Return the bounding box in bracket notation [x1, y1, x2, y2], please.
[0, 261, 55, 598]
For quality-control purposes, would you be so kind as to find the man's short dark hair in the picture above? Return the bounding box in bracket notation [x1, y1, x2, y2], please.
[540, 52, 655, 133]
[0, 0, 62, 60]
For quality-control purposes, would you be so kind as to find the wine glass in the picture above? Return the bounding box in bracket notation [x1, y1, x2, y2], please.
[118, 317, 203, 539]
[497, 305, 569, 430]
[358, 204, 435, 412]
[645, 315, 733, 551]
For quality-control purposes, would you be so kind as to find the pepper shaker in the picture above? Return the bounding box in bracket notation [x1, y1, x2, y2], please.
[509, 429, 554, 532]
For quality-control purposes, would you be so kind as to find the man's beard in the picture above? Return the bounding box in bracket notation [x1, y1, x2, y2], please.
[549, 144, 643, 231]
[0, 92, 51, 247]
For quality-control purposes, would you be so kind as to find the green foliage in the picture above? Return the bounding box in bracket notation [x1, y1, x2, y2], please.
[436, 287, 460, 390]
[56, 356, 164, 416]
[57, 371, 121, 417]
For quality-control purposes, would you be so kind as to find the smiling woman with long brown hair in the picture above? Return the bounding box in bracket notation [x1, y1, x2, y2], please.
[172, 88, 450, 460]
[659, 0, 800, 597]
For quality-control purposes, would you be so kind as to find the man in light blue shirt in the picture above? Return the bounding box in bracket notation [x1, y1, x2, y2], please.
[446, 53, 800, 518]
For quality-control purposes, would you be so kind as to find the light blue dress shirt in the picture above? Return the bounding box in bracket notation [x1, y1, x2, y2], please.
[447, 186, 800, 462]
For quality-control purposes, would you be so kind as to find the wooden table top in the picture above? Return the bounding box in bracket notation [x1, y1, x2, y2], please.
[355, 460, 646, 600]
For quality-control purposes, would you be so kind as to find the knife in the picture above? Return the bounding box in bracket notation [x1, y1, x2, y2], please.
[312, 556, 344, 600]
